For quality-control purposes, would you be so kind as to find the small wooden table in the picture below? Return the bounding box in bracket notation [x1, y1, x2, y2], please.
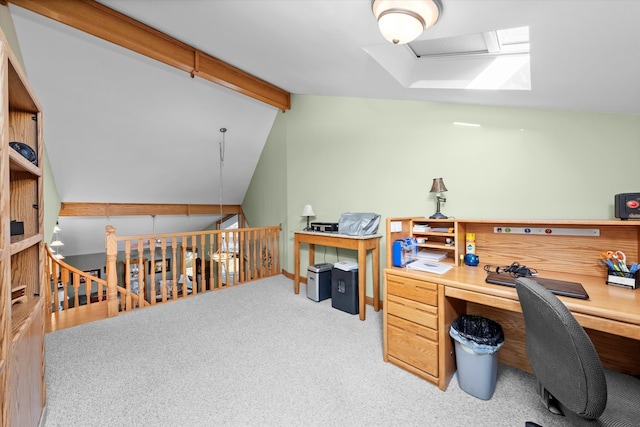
[294, 231, 382, 320]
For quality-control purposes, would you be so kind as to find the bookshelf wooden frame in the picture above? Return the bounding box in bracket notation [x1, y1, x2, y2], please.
[0, 27, 45, 426]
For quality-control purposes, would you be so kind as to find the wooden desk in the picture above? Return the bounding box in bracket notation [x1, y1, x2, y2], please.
[384, 266, 640, 391]
[294, 232, 382, 320]
[383, 217, 640, 389]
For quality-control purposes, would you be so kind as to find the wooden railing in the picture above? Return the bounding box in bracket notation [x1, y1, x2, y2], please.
[45, 246, 129, 316]
[46, 225, 281, 323]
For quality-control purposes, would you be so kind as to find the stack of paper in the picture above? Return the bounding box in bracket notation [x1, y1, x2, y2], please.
[412, 224, 431, 232]
[416, 249, 447, 261]
[431, 227, 450, 233]
[406, 260, 452, 275]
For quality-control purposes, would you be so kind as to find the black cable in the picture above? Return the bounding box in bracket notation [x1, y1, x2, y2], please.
[484, 262, 537, 277]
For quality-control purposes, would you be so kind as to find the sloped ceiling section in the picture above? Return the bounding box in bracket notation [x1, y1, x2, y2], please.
[11, 8, 279, 204]
[10, 5, 280, 255]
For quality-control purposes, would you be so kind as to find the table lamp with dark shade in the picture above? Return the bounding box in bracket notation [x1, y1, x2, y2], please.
[429, 178, 448, 219]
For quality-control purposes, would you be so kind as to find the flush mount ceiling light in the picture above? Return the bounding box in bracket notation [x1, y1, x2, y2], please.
[372, 0, 442, 45]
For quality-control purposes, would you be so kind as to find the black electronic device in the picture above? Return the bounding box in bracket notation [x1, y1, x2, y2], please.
[10, 220, 24, 236]
[615, 193, 640, 220]
[9, 141, 37, 166]
[311, 222, 339, 233]
[485, 272, 589, 300]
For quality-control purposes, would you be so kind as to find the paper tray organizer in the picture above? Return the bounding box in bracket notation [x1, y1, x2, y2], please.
[606, 269, 638, 290]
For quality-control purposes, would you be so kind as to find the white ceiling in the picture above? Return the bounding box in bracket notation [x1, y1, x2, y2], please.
[8, 0, 640, 256]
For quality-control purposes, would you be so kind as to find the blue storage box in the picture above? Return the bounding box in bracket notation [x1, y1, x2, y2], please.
[392, 238, 417, 267]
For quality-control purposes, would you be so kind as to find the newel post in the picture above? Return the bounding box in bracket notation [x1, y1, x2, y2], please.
[105, 225, 119, 317]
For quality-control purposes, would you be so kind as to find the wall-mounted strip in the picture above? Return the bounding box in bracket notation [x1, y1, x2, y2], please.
[493, 227, 600, 237]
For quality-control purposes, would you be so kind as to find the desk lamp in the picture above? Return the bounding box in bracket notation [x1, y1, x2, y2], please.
[301, 204, 316, 231]
[429, 178, 448, 219]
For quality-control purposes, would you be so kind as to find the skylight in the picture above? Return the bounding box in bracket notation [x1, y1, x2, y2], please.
[466, 55, 530, 90]
[412, 26, 530, 90]
[364, 26, 531, 91]
[409, 27, 529, 57]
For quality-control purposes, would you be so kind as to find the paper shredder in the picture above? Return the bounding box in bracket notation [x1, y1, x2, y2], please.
[331, 263, 359, 315]
[307, 263, 333, 302]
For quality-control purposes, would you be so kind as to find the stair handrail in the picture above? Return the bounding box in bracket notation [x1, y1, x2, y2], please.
[45, 245, 130, 314]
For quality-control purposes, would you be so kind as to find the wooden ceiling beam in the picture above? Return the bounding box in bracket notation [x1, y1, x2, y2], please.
[59, 202, 243, 217]
[7, 0, 291, 111]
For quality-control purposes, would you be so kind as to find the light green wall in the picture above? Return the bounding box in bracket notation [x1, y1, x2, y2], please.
[243, 94, 640, 297]
[243, 111, 289, 263]
[43, 145, 62, 243]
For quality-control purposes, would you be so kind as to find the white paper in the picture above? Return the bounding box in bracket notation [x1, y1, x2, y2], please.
[406, 260, 452, 275]
[390, 221, 403, 232]
[333, 260, 358, 271]
[416, 249, 447, 261]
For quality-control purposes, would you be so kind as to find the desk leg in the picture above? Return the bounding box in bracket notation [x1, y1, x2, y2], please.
[358, 241, 366, 321]
[294, 238, 300, 294]
[308, 244, 315, 268]
[372, 244, 380, 312]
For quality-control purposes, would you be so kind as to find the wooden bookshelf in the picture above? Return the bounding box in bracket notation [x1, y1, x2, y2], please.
[0, 27, 45, 426]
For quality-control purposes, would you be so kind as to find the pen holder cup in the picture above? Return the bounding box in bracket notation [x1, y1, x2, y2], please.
[606, 269, 639, 290]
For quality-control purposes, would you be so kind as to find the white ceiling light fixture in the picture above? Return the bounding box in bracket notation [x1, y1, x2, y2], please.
[51, 221, 65, 259]
[372, 0, 443, 45]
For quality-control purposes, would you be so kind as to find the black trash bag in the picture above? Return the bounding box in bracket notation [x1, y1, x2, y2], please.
[450, 314, 505, 354]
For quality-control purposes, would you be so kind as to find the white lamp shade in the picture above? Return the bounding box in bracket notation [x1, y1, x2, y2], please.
[50, 239, 64, 247]
[301, 204, 316, 217]
[53, 225, 62, 233]
[372, 0, 442, 45]
[54, 253, 65, 260]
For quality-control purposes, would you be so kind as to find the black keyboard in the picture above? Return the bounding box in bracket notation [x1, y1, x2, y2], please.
[485, 272, 589, 300]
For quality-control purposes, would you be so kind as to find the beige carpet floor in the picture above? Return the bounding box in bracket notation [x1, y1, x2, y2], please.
[42, 275, 572, 426]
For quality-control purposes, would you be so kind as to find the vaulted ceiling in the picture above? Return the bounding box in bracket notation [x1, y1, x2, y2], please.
[7, 0, 640, 255]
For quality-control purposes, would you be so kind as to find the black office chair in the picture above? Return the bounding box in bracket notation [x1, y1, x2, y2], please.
[515, 277, 640, 426]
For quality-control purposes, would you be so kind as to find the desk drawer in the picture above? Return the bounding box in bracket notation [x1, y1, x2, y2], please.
[387, 294, 437, 329]
[387, 274, 437, 306]
[388, 313, 438, 342]
[388, 322, 438, 377]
